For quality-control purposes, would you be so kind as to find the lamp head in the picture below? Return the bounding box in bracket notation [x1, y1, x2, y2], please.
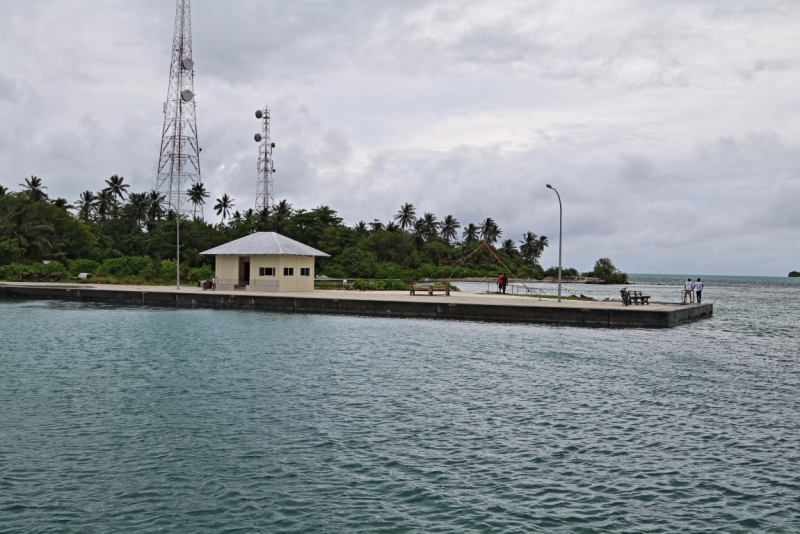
[546, 184, 552, 189]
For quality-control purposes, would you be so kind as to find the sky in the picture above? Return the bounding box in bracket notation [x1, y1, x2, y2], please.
[1, 0, 799, 276]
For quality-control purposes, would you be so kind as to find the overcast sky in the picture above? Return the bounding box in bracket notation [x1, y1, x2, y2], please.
[1, 1, 799, 275]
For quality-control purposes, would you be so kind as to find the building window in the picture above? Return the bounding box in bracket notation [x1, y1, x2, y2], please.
[283, 267, 294, 276]
[300, 267, 310, 277]
[259, 267, 275, 276]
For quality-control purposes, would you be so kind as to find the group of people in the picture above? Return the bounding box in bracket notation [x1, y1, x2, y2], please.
[683, 278, 704, 303]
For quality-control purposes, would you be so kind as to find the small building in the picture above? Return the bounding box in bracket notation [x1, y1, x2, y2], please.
[201, 232, 329, 292]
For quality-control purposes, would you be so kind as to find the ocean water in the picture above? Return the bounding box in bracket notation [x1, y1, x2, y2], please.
[1, 275, 798, 533]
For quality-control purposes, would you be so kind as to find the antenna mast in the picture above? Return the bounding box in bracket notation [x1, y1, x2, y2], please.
[156, 0, 200, 290]
[254, 107, 275, 212]
[157, 0, 200, 216]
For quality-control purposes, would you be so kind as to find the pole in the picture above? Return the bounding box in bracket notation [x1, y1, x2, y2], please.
[546, 184, 562, 302]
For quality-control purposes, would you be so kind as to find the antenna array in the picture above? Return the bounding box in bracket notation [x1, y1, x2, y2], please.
[255, 107, 276, 213]
[156, 0, 200, 215]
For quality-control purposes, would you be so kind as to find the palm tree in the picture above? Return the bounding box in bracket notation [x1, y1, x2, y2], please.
[256, 207, 271, 231]
[479, 217, 502, 244]
[104, 174, 129, 202]
[96, 189, 115, 221]
[147, 190, 166, 221]
[126, 192, 150, 228]
[214, 194, 235, 222]
[19, 176, 48, 202]
[231, 210, 243, 225]
[394, 203, 416, 230]
[462, 223, 479, 244]
[419, 212, 440, 239]
[7, 203, 55, 257]
[187, 182, 210, 220]
[353, 221, 369, 235]
[501, 239, 519, 257]
[273, 199, 293, 219]
[76, 191, 99, 221]
[410, 219, 427, 248]
[369, 219, 385, 233]
[385, 221, 400, 233]
[519, 232, 548, 264]
[51, 198, 72, 210]
[0, 185, 8, 196]
[440, 215, 460, 242]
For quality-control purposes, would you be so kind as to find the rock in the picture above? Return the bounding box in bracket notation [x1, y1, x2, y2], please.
[790, 271, 800, 277]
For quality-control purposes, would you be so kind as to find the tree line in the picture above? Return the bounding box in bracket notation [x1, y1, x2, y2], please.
[0, 175, 626, 283]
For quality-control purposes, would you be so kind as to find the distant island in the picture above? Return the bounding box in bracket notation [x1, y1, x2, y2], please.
[1, 175, 628, 285]
[790, 271, 800, 277]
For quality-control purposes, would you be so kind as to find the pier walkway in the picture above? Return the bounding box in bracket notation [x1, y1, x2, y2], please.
[0, 282, 712, 328]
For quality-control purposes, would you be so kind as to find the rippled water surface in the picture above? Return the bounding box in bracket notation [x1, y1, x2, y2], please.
[1, 275, 799, 532]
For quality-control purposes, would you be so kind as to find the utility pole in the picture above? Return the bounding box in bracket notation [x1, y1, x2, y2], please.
[156, 0, 200, 289]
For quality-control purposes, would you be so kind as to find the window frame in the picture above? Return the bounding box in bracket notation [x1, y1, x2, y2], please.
[300, 267, 311, 277]
[283, 267, 294, 276]
[259, 267, 276, 277]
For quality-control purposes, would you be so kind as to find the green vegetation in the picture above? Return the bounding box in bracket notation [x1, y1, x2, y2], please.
[0, 175, 626, 285]
[582, 258, 628, 284]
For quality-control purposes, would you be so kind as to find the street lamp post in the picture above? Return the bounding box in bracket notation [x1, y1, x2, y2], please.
[546, 184, 562, 302]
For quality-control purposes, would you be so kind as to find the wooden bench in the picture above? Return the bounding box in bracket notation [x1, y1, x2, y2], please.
[629, 290, 651, 305]
[410, 284, 450, 296]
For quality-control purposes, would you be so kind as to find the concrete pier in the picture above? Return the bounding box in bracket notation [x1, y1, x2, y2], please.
[0, 282, 712, 328]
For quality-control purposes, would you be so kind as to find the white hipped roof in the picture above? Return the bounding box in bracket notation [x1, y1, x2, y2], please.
[201, 232, 330, 257]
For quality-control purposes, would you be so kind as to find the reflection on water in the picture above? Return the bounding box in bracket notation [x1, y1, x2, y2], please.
[1, 275, 798, 532]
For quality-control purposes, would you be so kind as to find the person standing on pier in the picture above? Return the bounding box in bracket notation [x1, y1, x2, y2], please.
[683, 278, 695, 303]
[695, 278, 704, 303]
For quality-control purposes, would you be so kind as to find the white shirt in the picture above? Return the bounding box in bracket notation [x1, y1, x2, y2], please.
[694, 281, 704, 292]
[684, 281, 695, 290]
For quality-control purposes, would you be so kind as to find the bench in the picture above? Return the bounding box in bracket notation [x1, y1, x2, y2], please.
[629, 290, 651, 305]
[410, 284, 450, 296]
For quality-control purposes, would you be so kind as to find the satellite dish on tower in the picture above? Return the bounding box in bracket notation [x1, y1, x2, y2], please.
[181, 89, 194, 102]
[254, 133, 262, 142]
[181, 57, 194, 70]
[255, 110, 263, 119]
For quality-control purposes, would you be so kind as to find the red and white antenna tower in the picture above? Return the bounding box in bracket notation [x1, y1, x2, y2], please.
[157, 0, 200, 216]
[254, 107, 275, 213]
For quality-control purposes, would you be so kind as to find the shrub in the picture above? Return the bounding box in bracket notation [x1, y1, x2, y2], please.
[188, 265, 215, 281]
[0, 239, 22, 266]
[334, 247, 378, 278]
[0, 264, 34, 280]
[375, 261, 414, 280]
[343, 279, 410, 291]
[322, 264, 347, 279]
[0, 261, 67, 281]
[383, 279, 410, 291]
[68, 259, 101, 276]
[98, 256, 152, 278]
[543, 266, 579, 278]
[588, 258, 628, 284]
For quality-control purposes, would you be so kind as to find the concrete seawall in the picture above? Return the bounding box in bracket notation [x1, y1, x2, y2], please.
[0, 283, 712, 328]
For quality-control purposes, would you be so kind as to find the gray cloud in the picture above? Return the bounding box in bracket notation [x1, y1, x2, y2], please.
[1, 0, 800, 275]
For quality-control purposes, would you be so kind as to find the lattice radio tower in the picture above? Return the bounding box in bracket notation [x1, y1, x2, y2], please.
[156, 0, 200, 216]
[254, 107, 275, 212]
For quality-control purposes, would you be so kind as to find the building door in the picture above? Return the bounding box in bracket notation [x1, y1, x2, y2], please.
[238, 256, 251, 286]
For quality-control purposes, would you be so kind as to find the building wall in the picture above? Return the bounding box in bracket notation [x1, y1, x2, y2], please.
[213, 254, 315, 292]
[215, 255, 240, 290]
